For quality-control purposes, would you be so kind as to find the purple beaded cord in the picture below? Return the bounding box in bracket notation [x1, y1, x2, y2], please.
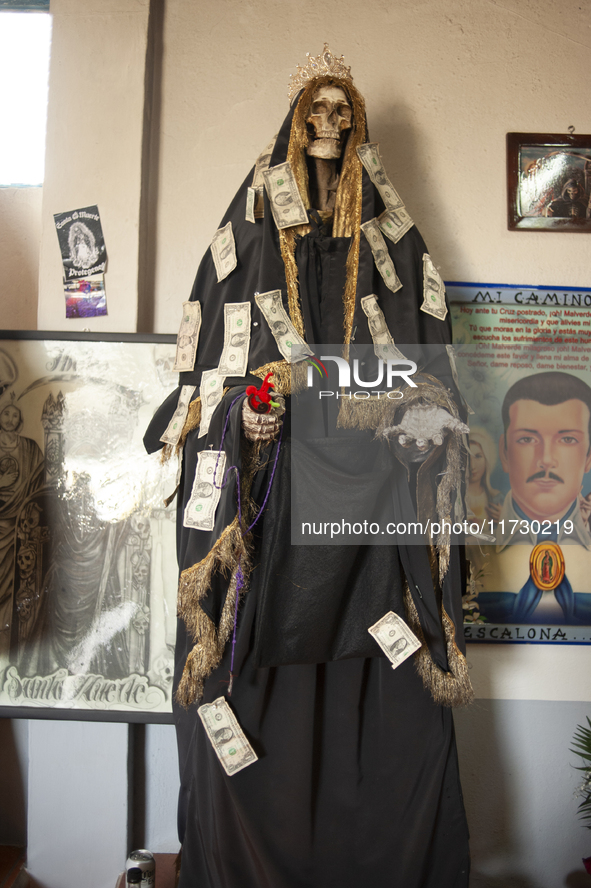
[210, 393, 284, 694]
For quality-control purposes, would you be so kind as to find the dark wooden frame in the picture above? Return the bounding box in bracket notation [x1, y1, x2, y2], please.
[507, 132, 591, 232]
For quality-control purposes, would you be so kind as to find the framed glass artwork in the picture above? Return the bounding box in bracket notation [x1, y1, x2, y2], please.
[507, 132, 591, 232]
[0, 331, 178, 722]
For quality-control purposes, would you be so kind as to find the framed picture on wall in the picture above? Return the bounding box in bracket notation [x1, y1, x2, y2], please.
[448, 282, 591, 650]
[507, 132, 591, 231]
[0, 331, 179, 722]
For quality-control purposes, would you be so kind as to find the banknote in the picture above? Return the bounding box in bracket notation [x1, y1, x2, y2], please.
[198, 368, 226, 438]
[198, 696, 258, 776]
[251, 137, 277, 221]
[361, 219, 402, 294]
[421, 254, 448, 321]
[357, 143, 404, 211]
[255, 290, 309, 362]
[183, 449, 226, 531]
[262, 161, 308, 229]
[252, 135, 277, 189]
[360, 294, 406, 361]
[159, 385, 196, 447]
[245, 187, 256, 224]
[218, 302, 251, 377]
[377, 207, 414, 244]
[211, 222, 237, 283]
[368, 611, 421, 670]
[173, 301, 202, 371]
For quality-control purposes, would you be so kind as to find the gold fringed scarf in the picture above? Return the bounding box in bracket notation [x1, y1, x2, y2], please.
[375, 379, 467, 585]
[250, 360, 294, 396]
[179, 397, 202, 451]
[176, 522, 251, 707]
[279, 76, 366, 345]
[403, 583, 474, 707]
[175, 438, 262, 707]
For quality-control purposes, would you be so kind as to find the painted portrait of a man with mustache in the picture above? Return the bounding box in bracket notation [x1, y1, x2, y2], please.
[472, 371, 591, 626]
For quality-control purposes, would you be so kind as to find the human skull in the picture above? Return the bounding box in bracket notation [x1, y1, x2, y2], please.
[131, 513, 151, 539]
[21, 502, 42, 534]
[563, 179, 582, 201]
[306, 85, 352, 160]
[131, 604, 150, 634]
[131, 551, 150, 584]
[17, 545, 36, 576]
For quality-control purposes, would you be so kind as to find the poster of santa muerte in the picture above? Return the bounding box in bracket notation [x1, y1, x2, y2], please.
[0, 331, 178, 720]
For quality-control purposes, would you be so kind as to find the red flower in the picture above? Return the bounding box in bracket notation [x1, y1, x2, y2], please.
[246, 372, 277, 413]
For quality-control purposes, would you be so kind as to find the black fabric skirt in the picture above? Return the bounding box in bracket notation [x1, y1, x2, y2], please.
[174, 562, 470, 888]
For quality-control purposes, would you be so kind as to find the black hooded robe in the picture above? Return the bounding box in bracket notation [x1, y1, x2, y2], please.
[145, 79, 471, 888]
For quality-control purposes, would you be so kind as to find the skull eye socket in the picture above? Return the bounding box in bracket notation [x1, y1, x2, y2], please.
[310, 100, 329, 116]
[336, 104, 352, 122]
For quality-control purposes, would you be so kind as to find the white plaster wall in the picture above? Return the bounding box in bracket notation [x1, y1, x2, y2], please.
[455, 700, 591, 887]
[0, 187, 42, 330]
[469, 643, 591, 703]
[37, 0, 151, 333]
[144, 723, 180, 853]
[27, 720, 129, 888]
[151, 0, 591, 335]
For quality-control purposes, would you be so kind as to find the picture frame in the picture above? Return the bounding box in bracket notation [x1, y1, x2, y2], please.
[0, 331, 179, 722]
[507, 132, 591, 232]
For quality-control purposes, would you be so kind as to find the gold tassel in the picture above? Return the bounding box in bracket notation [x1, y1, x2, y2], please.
[278, 228, 306, 338]
[403, 584, 474, 708]
[175, 605, 219, 707]
[177, 396, 202, 453]
[177, 518, 243, 636]
[342, 226, 361, 345]
[176, 554, 251, 707]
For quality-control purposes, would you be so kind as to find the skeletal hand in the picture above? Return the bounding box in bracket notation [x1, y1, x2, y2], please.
[242, 395, 285, 443]
[378, 405, 469, 464]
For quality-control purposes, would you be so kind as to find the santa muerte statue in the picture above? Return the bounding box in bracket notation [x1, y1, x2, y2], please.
[145, 45, 473, 888]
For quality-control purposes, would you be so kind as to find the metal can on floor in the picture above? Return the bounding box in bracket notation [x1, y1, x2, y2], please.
[126, 850, 155, 888]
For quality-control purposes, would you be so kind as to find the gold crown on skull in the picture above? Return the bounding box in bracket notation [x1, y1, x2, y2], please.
[288, 43, 353, 104]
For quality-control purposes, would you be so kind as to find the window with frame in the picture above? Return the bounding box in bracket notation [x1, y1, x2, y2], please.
[0, 2, 51, 186]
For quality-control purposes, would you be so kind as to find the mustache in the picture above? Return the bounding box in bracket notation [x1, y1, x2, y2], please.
[526, 470, 564, 484]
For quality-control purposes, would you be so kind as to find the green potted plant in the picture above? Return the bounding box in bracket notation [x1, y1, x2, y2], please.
[572, 718, 591, 873]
